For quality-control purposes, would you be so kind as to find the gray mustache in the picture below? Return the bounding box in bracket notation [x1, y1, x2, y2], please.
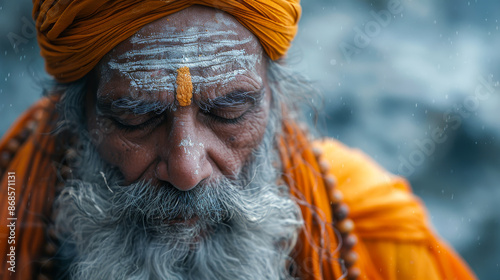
[107, 178, 262, 229]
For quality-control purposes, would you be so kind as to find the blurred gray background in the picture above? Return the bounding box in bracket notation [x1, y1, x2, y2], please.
[1, 0, 499, 279]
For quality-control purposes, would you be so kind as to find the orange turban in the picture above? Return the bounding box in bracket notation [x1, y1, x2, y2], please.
[33, 0, 301, 83]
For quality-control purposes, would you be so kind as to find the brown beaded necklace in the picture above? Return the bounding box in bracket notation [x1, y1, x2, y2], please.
[313, 146, 360, 280]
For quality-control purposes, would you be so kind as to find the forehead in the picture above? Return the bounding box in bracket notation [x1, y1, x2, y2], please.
[96, 6, 265, 103]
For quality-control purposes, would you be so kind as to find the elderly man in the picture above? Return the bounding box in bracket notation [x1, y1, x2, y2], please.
[0, 1, 476, 279]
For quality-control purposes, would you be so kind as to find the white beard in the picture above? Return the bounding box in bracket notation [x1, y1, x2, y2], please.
[52, 123, 303, 280]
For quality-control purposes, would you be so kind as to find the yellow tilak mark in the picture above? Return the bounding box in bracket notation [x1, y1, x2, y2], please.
[176, 66, 193, 106]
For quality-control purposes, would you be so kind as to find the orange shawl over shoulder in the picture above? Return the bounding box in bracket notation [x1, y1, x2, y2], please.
[0, 98, 477, 279]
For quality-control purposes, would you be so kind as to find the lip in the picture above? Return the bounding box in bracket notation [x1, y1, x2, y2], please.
[164, 216, 199, 226]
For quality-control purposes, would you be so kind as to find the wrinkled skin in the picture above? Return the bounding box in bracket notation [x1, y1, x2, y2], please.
[86, 5, 272, 190]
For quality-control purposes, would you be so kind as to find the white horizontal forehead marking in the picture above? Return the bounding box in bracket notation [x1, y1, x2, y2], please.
[130, 29, 240, 45]
[110, 49, 254, 71]
[108, 27, 262, 93]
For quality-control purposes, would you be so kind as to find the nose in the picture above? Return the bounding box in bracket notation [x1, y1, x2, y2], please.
[155, 115, 213, 191]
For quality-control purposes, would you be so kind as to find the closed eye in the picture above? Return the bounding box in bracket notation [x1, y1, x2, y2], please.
[202, 109, 248, 125]
[111, 113, 165, 132]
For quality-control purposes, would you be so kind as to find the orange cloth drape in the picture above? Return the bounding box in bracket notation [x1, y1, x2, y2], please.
[278, 120, 344, 279]
[33, 0, 301, 83]
[0, 98, 60, 279]
[0, 99, 477, 279]
[312, 139, 477, 280]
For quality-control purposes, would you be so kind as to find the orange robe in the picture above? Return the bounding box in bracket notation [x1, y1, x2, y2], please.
[0, 98, 477, 279]
[313, 140, 476, 279]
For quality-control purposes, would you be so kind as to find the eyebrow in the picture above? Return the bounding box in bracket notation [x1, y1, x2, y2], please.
[96, 97, 172, 116]
[196, 87, 265, 112]
[96, 87, 265, 116]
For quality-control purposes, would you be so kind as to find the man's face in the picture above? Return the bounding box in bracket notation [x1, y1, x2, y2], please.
[57, 8, 302, 278]
[86, 6, 271, 189]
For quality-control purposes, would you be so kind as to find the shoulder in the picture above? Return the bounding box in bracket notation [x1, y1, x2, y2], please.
[312, 138, 477, 280]
[312, 138, 415, 212]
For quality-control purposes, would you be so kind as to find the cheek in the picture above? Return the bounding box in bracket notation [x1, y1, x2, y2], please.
[226, 108, 268, 149]
[88, 117, 157, 183]
[212, 102, 270, 175]
[236, 91, 272, 150]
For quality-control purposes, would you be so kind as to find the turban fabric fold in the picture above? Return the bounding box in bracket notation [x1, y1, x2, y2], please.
[33, 0, 301, 83]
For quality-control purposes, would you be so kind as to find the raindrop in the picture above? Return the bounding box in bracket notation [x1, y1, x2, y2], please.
[330, 59, 337, 66]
